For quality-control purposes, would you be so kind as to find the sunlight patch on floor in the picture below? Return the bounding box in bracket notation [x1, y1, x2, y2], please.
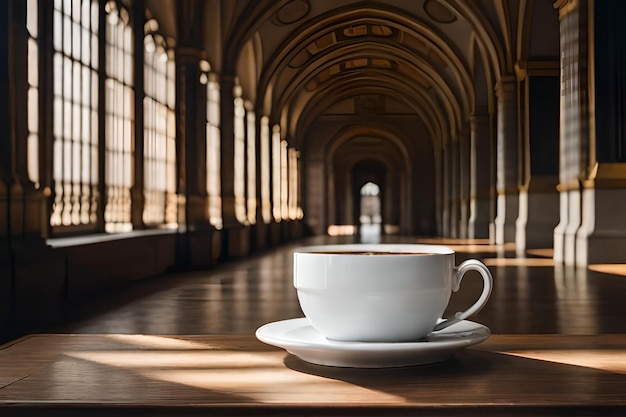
[65, 348, 404, 403]
[482, 258, 554, 267]
[104, 334, 213, 350]
[415, 238, 491, 245]
[66, 350, 282, 368]
[443, 242, 517, 254]
[588, 264, 626, 277]
[526, 248, 554, 258]
[500, 349, 626, 375]
[141, 367, 404, 403]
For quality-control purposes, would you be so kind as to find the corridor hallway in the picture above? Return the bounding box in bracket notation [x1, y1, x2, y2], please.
[5, 0, 626, 345]
[3, 0, 626, 412]
[40, 236, 626, 337]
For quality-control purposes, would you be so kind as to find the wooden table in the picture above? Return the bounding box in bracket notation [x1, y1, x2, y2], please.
[1, 333, 625, 416]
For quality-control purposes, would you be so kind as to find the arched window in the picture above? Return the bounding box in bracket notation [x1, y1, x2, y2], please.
[233, 84, 247, 224]
[143, 26, 177, 227]
[50, 0, 100, 230]
[26, 0, 39, 188]
[280, 140, 288, 220]
[104, 1, 133, 232]
[288, 148, 298, 220]
[360, 182, 381, 224]
[202, 67, 222, 229]
[359, 181, 382, 242]
[272, 125, 281, 221]
[260, 116, 271, 223]
[246, 103, 256, 225]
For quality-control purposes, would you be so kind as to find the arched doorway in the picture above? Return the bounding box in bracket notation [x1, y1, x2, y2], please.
[359, 182, 382, 242]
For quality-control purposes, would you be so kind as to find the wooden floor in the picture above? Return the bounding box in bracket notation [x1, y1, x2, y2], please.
[3, 332, 626, 416]
[35, 234, 626, 336]
[4, 234, 626, 416]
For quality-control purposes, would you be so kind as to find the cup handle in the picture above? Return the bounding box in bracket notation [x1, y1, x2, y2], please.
[432, 259, 493, 332]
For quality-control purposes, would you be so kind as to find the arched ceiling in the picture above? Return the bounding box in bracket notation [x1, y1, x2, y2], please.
[208, 0, 558, 153]
[141, 0, 561, 235]
[216, 0, 506, 148]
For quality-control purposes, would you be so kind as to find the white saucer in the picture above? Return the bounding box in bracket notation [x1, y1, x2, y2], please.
[255, 318, 491, 368]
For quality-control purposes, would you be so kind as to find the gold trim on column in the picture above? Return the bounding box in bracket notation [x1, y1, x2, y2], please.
[220, 74, 237, 84]
[583, 163, 626, 189]
[525, 176, 559, 193]
[514, 60, 560, 80]
[469, 191, 492, 200]
[495, 75, 516, 98]
[175, 46, 205, 59]
[532, 177, 559, 192]
[496, 186, 520, 196]
[515, 61, 527, 81]
[556, 179, 580, 192]
[554, 0, 579, 18]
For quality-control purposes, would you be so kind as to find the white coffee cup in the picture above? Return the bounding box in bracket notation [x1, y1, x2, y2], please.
[293, 243, 493, 342]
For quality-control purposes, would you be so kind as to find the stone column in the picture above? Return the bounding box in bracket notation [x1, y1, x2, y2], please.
[345, 170, 353, 227]
[441, 146, 451, 237]
[553, 0, 589, 265]
[575, 0, 626, 266]
[219, 77, 251, 256]
[0, 0, 15, 338]
[385, 172, 394, 233]
[334, 164, 349, 226]
[433, 151, 443, 236]
[220, 76, 237, 228]
[450, 140, 460, 238]
[458, 129, 471, 239]
[174, 0, 214, 267]
[468, 112, 491, 239]
[175, 47, 215, 267]
[254, 109, 266, 251]
[3, 0, 44, 243]
[515, 66, 560, 253]
[131, 0, 145, 227]
[401, 168, 411, 235]
[176, 51, 208, 203]
[303, 157, 325, 235]
[326, 163, 335, 231]
[2, 0, 65, 335]
[494, 77, 519, 244]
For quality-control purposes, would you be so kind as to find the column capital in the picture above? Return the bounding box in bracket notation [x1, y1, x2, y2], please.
[220, 74, 238, 85]
[175, 47, 206, 65]
[553, 0, 579, 19]
[494, 76, 516, 98]
[469, 111, 489, 125]
[515, 60, 528, 81]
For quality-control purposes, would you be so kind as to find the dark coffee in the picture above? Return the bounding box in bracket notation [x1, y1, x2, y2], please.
[306, 251, 431, 255]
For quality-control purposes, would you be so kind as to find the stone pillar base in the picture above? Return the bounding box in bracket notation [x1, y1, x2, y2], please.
[579, 233, 626, 266]
[468, 197, 490, 239]
[12, 239, 67, 330]
[553, 191, 569, 263]
[270, 222, 282, 245]
[289, 220, 304, 239]
[516, 187, 559, 252]
[442, 207, 451, 237]
[495, 193, 519, 244]
[0, 242, 11, 341]
[564, 189, 581, 266]
[459, 200, 469, 239]
[254, 222, 268, 252]
[576, 187, 626, 266]
[226, 225, 250, 258]
[187, 227, 220, 268]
